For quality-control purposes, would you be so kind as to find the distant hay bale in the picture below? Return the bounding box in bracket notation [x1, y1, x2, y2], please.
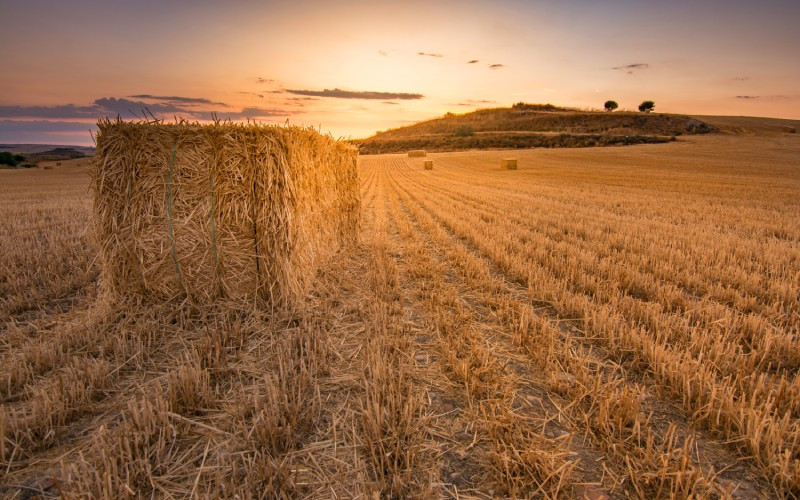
[500, 158, 517, 170]
[784, 126, 796, 134]
[424, 160, 433, 170]
[92, 119, 360, 309]
[408, 150, 426, 157]
[43, 165, 54, 170]
[56, 162, 62, 166]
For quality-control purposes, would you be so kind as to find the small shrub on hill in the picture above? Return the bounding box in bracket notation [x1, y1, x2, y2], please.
[454, 126, 475, 137]
[0, 152, 25, 167]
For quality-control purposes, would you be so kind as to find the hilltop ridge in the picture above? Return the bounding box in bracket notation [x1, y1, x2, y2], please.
[355, 103, 715, 154]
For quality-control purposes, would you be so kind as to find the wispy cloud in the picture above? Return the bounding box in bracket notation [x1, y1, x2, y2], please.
[0, 97, 295, 122]
[489, 63, 505, 69]
[735, 95, 797, 100]
[418, 51, 443, 58]
[0, 120, 96, 145]
[612, 63, 649, 74]
[382, 101, 400, 105]
[378, 50, 388, 56]
[93, 97, 188, 117]
[461, 99, 495, 104]
[467, 59, 479, 64]
[284, 88, 424, 100]
[0, 104, 100, 119]
[0, 98, 186, 119]
[256, 77, 276, 84]
[129, 94, 225, 106]
[237, 91, 264, 98]
[219, 107, 292, 119]
[732, 76, 750, 81]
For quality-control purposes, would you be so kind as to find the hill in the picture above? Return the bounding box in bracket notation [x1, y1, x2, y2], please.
[355, 103, 715, 154]
[0, 144, 96, 156]
[691, 115, 799, 135]
[0, 145, 92, 168]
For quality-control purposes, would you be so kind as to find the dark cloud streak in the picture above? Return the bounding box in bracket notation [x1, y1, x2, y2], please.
[613, 63, 649, 70]
[284, 88, 423, 100]
[130, 94, 225, 105]
[612, 63, 649, 74]
[0, 98, 296, 122]
[735, 95, 796, 100]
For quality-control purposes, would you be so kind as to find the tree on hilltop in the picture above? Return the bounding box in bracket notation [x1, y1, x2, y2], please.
[638, 100, 655, 113]
[604, 100, 619, 112]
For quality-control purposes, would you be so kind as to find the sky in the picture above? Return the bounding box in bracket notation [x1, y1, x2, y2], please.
[1, 0, 798, 145]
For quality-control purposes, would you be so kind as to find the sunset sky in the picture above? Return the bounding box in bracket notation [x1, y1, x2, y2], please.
[1, 0, 798, 145]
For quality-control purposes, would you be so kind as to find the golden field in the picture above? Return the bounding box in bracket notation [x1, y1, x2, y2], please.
[1, 118, 799, 498]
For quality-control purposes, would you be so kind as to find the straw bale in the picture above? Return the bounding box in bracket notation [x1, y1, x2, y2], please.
[92, 119, 359, 309]
[408, 150, 426, 157]
[500, 158, 517, 170]
[423, 160, 433, 170]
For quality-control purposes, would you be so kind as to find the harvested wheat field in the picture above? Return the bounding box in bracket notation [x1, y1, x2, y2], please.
[1, 121, 800, 498]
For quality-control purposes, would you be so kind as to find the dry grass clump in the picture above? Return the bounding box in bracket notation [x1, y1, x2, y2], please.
[93, 119, 359, 309]
[500, 158, 517, 170]
[357, 186, 434, 496]
[407, 150, 426, 157]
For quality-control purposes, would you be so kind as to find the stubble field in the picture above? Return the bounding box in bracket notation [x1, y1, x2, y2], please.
[1, 125, 799, 498]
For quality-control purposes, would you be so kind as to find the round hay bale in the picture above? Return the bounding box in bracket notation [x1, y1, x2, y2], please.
[424, 160, 433, 170]
[408, 150, 426, 158]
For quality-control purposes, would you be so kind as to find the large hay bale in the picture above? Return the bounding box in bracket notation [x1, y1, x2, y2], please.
[424, 160, 433, 170]
[408, 150, 426, 157]
[92, 119, 360, 309]
[500, 158, 517, 170]
[784, 126, 796, 134]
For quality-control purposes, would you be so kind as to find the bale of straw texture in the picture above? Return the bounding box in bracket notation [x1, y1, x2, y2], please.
[92, 119, 360, 309]
[408, 150, 426, 157]
[424, 160, 433, 170]
[500, 158, 517, 170]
